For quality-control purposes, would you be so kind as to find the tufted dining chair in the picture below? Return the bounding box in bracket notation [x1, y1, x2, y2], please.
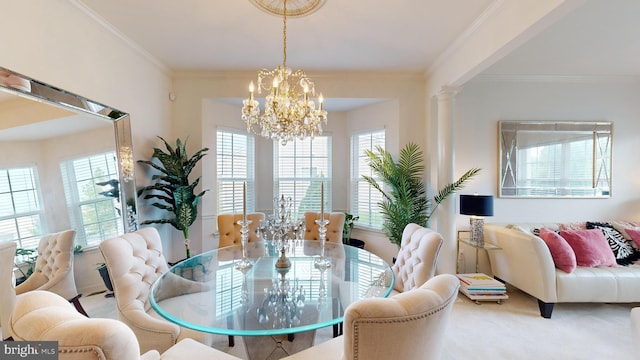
[390, 223, 444, 295]
[0, 241, 17, 340]
[217, 212, 265, 248]
[9, 290, 242, 360]
[303, 212, 346, 243]
[14, 229, 88, 316]
[284, 274, 460, 360]
[99, 227, 216, 354]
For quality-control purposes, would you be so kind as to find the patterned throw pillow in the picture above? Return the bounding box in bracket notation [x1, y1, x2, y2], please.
[586, 221, 640, 265]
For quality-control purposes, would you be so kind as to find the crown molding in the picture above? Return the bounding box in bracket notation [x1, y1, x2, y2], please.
[71, 0, 171, 76]
[470, 74, 640, 84]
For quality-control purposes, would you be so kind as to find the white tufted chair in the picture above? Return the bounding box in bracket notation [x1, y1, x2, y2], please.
[14, 229, 87, 316]
[0, 241, 17, 340]
[217, 212, 265, 248]
[303, 212, 346, 243]
[284, 274, 460, 360]
[99, 227, 214, 354]
[9, 290, 242, 360]
[391, 223, 443, 295]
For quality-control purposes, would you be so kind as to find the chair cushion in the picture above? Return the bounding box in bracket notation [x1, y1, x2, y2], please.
[304, 212, 345, 243]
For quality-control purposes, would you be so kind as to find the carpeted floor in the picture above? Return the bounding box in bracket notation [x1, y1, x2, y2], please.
[77, 284, 637, 360]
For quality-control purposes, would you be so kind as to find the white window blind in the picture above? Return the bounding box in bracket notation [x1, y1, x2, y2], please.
[274, 136, 331, 219]
[351, 130, 385, 229]
[216, 129, 255, 214]
[0, 166, 45, 250]
[60, 151, 123, 248]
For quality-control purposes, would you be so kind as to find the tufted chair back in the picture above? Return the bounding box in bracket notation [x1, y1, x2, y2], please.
[0, 241, 17, 340]
[99, 227, 215, 354]
[10, 290, 242, 360]
[217, 212, 265, 248]
[341, 274, 459, 360]
[14, 229, 86, 316]
[392, 223, 443, 293]
[303, 212, 345, 243]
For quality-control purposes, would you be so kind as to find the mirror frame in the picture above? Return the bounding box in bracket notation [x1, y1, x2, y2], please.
[498, 120, 613, 199]
[0, 66, 138, 232]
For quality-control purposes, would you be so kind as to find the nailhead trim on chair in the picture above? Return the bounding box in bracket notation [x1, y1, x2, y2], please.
[351, 293, 456, 360]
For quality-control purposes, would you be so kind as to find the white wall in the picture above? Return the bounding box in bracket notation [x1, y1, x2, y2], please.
[455, 78, 640, 227]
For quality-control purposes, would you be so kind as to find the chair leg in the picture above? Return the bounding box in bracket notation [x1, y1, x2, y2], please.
[69, 295, 89, 317]
[228, 335, 234, 347]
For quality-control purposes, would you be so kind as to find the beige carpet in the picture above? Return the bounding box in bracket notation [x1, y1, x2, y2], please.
[77, 285, 637, 360]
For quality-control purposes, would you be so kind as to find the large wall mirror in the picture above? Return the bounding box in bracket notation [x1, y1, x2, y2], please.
[0, 66, 138, 250]
[499, 120, 612, 198]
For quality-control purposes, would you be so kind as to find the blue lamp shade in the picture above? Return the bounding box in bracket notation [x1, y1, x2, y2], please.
[459, 195, 494, 217]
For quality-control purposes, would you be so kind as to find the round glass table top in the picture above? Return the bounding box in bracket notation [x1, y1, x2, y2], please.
[149, 241, 394, 336]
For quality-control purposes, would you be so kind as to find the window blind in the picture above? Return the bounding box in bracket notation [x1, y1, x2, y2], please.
[216, 129, 255, 214]
[351, 130, 385, 229]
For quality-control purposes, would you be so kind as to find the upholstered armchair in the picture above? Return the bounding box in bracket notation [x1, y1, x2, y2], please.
[0, 241, 17, 340]
[391, 223, 444, 295]
[284, 274, 460, 360]
[99, 227, 215, 354]
[14, 229, 87, 316]
[217, 212, 265, 248]
[9, 290, 242, 360]
[303, 212, 345, 243]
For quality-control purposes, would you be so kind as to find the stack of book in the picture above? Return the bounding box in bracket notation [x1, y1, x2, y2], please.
[456, 273, 508, 302]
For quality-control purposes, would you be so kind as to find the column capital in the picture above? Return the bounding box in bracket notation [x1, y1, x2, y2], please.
[437, 85, 462, 100]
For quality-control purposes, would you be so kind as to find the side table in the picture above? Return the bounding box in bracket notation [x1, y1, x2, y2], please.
[456, 230, 501, 273]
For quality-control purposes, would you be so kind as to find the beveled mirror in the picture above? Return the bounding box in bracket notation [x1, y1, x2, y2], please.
[0, 66, 138, 249]
[499, 121, 612, 198]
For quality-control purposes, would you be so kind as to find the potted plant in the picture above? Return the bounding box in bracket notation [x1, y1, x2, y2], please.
[137, 137, 209, 259]
[363, 142, 480, 247]
[14, 247, 37, 285]
[343, 213, 364, 248]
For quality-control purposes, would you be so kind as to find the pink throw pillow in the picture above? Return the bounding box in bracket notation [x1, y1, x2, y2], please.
[625, 228, 640, 249]
[559, 229, 617, 267]
[539, 228, 577, 273]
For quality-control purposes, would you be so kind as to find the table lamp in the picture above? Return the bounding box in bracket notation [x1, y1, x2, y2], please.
[460, 194, 494, 247]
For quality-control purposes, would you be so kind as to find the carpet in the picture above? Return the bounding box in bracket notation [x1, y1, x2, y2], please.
[74, 284, 637, 360]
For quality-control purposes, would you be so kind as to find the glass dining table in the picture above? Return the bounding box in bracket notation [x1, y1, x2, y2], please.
[149, 240, 394, 338]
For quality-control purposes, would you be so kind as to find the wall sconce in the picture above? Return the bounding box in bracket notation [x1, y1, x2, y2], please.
[459, 194, 494, 246]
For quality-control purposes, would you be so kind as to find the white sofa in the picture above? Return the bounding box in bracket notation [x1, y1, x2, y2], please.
[484, 222, 640, 318]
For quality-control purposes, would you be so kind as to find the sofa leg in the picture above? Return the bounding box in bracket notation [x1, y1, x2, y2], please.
[538, 300, 554, 318]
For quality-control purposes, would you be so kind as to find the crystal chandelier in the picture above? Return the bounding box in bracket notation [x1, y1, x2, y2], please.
[242, 0, 328, 146]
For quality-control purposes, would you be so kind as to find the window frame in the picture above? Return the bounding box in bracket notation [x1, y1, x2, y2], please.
[350, 130, 385, 230]
[216, 127, 256, 215]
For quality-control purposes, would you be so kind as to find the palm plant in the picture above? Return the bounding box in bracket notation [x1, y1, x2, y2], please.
[137, 137, 209, 259]
[363, 142, 480, 247]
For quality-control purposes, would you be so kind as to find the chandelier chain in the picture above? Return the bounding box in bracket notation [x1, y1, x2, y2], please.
[283, 0, 287, 68]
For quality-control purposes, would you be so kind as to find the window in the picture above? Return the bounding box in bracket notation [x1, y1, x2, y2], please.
[351, 130, 385, 229]
[0, 166, 45, 249]
[60, 151, 123, 248]
[274, 136, 331, 219]
[217, 128, 255, 214]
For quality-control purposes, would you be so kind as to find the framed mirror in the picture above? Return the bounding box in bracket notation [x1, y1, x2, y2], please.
[0, 66, 138, 249]
[499, 120, 612, 198]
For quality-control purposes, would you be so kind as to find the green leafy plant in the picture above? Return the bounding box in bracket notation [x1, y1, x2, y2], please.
[363, 142, 480, 247]
[15, 247, 37, 279]
[342, 212, 359, 244]
[137, 137, 209, 259]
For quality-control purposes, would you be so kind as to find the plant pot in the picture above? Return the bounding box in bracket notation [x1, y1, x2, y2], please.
[98, 265, 113, 292]
[347, 238, 365, 249]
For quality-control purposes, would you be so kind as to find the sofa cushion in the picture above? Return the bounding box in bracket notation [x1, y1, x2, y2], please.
[559, 229, 617, 267]
[625, 228, 640, 249]
[586, 221, 640, 265]
[539, 228, 577, 273]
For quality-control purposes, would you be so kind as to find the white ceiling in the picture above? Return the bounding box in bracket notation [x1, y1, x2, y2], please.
[75, 0, 640, 78]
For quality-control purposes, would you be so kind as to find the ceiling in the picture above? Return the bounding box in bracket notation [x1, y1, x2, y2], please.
[75, 0, 640, 79]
